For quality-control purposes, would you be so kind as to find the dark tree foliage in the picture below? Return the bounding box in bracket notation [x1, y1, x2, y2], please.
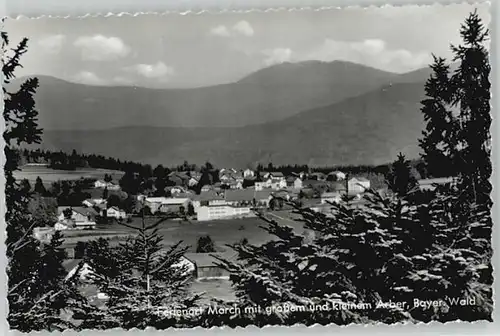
[34, 176, 47, 195]
[196, 235, 216, 253]
[79, 209, 200, 329]
[207, 186, 492, 327]
[3, 32, 85, 331]
[102, 187, 109, 199]
[187, 203, 196, 217]
[420, 10, 491, 206]
[419, 56, 458, 178]
[450, 10, 491, 206]
[385, 153, 418, 197]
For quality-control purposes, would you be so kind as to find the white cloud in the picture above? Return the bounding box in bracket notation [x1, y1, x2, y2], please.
[73, 71, 106, 85]
[232, 21, 254, 37]
[263, 48, 293, 66]
[126, 61, 175, 80]
[210, 25, 231, 37]
[73, 35, 130, 61]
[304, 38, 432, 72]
[209, 20, 254, 38]
[37, 34, 66, 54]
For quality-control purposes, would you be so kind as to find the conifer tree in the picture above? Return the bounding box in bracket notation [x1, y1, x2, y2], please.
[450, 9, 491, 206]
[419, 56, 458, 178]
[385, 153, 418, 197]
[34, 176, 47, 195]
[3, 32, 85, 331]
[210, 188, 492, 326]
[80, 204, 200, 329]
[420, 10, 491, 206]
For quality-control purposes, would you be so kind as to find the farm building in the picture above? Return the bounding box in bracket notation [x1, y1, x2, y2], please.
[57, 206, 98, 230]
[184, 251, 238, 280]
[348, 177, 371, 194]
[106, 206, 127, 219]
[94, 180, 121, 190]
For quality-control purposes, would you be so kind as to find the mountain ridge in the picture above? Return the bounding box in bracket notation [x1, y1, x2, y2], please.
[35, 81, 427, 168]
[11, 60, 431, 131]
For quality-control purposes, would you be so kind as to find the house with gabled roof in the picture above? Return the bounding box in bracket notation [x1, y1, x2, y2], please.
[57, 206, 98, 230]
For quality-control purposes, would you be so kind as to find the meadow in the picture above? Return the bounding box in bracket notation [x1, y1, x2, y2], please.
[63, 213, 306, 253]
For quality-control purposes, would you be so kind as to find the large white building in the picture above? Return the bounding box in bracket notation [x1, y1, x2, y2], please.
[196, 205, 253, 221]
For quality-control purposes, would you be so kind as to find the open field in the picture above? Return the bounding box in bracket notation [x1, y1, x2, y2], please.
[14, 166, 124, 185]
[62, 213, 306, 252]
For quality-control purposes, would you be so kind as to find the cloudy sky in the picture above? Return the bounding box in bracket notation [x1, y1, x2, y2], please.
[5, 2, 491, 88]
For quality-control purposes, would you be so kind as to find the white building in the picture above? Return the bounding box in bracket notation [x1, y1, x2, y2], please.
[57, 207, 98, 230]
[197, 205, 252, 221]
[94, 180, 120, 191]
[106, 206, 127, 219]
[243, 169, 255, 178]
[348, 177, 371, 194]
[330, 171, 346, 181]
[82, 198, 107, 208]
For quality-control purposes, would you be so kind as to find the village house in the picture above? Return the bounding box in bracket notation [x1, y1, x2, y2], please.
[187, 177, 199, 188]
[328, 171, 347, 181]
[191, 191, 226, 211]
[243, 168, 254, 178]
[82, 198, 107, 208]
[225, 189, 272, 208]
[227, 180, 243, 190]
[200, 185, 214, 193]
[106, 206, 127, 220]
[310, 172, 327, 181]
[286, 176, 303, 189]
[167, 186, 187, 195]
[261, 171, 285, 181]
[94, 180, 121, 191]
[56, 206, 98, 230]
[255, 177, 287, 191]
[348, 177, 371, 194]
[168, 172, 190, 187]
[183, 251, 238, 279]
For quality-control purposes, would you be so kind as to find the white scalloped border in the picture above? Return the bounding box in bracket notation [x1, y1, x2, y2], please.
[0, 0, 497, 334]
[3, 1, 492, 20]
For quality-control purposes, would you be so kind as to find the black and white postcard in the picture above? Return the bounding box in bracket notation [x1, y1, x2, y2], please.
[2, 1, 494, 331]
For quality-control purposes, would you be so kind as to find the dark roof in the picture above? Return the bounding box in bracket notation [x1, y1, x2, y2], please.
[224, 189, 272, 202]
[193, 191, 224, 202]
[58, 206, 99, 216]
